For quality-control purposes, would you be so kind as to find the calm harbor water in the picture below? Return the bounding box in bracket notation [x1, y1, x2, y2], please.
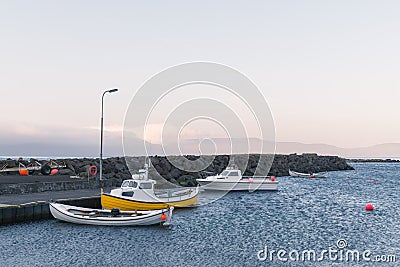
[0, 163, 399, 266]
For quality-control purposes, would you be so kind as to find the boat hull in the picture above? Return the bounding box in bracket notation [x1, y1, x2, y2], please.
[49, 202, 172, 226]
[288, 170, 327, 178]
[101, 193, 198, 211]
[197, 180, 278, 191]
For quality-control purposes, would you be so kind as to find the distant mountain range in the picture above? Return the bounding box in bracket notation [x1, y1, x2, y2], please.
[275, 142, 400, 158]
[179, 138, 400, 158]
[1, 138, 399, 158]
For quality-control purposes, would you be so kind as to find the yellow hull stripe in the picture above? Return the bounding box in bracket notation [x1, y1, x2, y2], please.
[101, 193, 198, 211]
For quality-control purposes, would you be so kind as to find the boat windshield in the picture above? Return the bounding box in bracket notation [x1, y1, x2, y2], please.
[228, 171, 239, 176]
[121, 181, 138, 188]
[220, 170, 229, 176]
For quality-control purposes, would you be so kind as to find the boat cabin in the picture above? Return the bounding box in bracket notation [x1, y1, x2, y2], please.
[212, 168, 244, 181]
[120, 169, 157, 197]
[219, 169, 241, 177]
[119, 165, 156, 194]
[121, 179, 156, 189]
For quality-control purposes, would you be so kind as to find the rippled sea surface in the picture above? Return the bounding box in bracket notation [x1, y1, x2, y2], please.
[1, 163, 399, 266]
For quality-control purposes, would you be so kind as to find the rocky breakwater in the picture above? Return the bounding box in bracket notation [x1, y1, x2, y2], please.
[145, 154, 353, 187]
[0, 154, 353, 190]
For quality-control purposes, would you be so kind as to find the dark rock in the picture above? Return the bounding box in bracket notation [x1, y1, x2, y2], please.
[66, 163, 76, 174]
[104, 172, 116, 179]
[58, 169, 75, 176]
[114, 162, 126, 172]
[5, 160, 16, 168]
[78, 172, 88, 178]
[177, 175, 196, 186]
[77, 165, 90, 174]
[168, 168, 182, 179]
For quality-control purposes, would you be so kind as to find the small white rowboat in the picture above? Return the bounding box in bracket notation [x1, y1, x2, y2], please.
[49, 202, 173, 226]
[288, 170, 328, 178]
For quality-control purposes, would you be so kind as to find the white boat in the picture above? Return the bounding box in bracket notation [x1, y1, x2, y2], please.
[288, 170, 328, 178]
[101, 162, 199, 210]
[49, 202, 173, 226]
[196, 166, 278, 191]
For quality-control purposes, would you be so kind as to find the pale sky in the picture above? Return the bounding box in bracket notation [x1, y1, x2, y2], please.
[0, 1, 399, 156]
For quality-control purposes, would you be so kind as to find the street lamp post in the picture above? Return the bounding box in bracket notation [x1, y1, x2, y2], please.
[99, 88, 118, 192]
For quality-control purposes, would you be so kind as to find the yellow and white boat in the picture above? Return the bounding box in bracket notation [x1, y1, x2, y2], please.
[101, 164, 199, 211]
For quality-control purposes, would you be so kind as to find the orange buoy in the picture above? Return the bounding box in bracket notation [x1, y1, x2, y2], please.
[160, 214, 167, 221]
[368, 179, 374, 183]
[50, 169, 58, 175]
[365, 204, 374, 211]
[19, 169, 28, 176]
[270, 176, 276, 182]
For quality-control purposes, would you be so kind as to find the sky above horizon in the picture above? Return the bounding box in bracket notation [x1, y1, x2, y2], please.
[0, 1, 399, 156]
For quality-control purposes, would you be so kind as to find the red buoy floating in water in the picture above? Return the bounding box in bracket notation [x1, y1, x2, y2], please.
[50, 169, 58, 175]
[270, 176, 276, 182]
[365, 204, 374, 211]
[375, 181, 381, 185]
[368, 179, 374, 183]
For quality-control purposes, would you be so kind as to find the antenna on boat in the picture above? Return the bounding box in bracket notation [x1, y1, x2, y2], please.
[140, 156, 150, 181]
[228, 157, 237, 170]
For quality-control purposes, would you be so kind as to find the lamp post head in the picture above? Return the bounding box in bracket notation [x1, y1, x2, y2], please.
[108, 88, 119, 93]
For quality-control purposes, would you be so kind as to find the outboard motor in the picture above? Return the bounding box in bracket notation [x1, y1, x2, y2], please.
[111, 208, 120, 217]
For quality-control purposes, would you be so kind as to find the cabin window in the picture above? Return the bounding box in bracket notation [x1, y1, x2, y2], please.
[122, 191, 134, 197]
[128, 181, 138, 188]
[122, 181, 137, 188]
[220, 170, 229, 176]
[139, 183, 152, 189]
[228, 171, 239, 176]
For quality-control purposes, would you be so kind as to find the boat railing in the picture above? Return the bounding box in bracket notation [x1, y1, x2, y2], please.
[155, 187, 196, 201]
